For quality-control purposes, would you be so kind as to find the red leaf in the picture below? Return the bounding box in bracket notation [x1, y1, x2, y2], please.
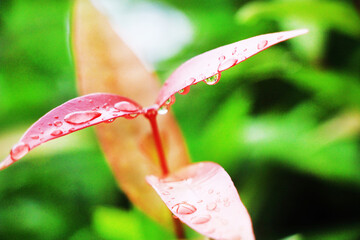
[146, 162, 255, 240]
[156, 29, 308, 107]
[0, 93, 142, 170]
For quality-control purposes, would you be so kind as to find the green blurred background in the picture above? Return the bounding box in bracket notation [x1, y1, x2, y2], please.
[1, 0, 360, 239]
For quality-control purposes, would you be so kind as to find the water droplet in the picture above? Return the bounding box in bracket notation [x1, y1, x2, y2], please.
[206, 202, 217, 211]
[50, 130, 63, 136]
[204, 73, 220, 85]
[30, 135, 39, 140]
[218, 58, 237, 72]
[106, 119, 115, 123]
[191, 215, 211, 224]
[232, 47, 237, 55]
[54, 116, 59, 119]
[89, 99, 93, 103]
[257, 39, 268, 50]
[54, 121, 63, 127]
[208, 189, 214, 194]
[218, 55, 226, 61]
[186, 77, 196, 85]
[10, 142, 30, 160]
[48, 123, 53, 126]
[223, 198, 230, 207]
[165, 95, 176, 106]
[69, 128, 76, 133]
[162, 191, 170, 195]
[64, 111, 101, 125]
[158, 105, 168, 115]
[178, 86, 190, 95]
[205, 228, 215, 234]
[114, 101, 139, 112]
[197, 200, 203, 203]
[124, 113, 139, 119]
[171, 202, 197, 215]
[277, 35, 284, 40]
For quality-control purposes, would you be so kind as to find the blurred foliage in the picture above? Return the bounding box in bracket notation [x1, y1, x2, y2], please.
[0, 0, 360, 239]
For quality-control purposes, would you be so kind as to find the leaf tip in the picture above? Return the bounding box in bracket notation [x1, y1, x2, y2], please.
[0, 156, 13, 170]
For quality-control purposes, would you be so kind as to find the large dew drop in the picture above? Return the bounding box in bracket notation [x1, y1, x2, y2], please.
[10, 142, 30, 161]
[171, 202, 197, 215]
[114, 101, 139, 112]
[64, 111, 101, 125]
[204, 73, 220, 85]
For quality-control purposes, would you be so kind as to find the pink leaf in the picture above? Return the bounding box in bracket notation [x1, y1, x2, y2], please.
[146, 162, 255, 240]
[0, 93, 142, 170]
[155, 29, 308, 107]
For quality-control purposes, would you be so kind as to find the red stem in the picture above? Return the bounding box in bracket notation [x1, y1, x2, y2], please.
[145, 109, 185, 239]
[146, 112, 169, 175]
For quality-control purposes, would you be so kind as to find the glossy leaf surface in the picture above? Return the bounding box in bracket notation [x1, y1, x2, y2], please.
[72, 0, 190, 228]
[156, 29, 308, 107]
[147, 162, 255, 240]
[0, 93, 141, 170]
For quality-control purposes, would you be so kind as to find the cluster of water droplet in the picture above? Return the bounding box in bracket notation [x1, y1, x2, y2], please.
[9, 99, 142, 161]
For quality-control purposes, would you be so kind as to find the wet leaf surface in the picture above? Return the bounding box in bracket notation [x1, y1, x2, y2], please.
[147, 162, 255, 240]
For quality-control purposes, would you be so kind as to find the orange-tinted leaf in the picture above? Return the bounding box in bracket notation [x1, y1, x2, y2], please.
[72, 0, 190, 228]
[147, 162, 255, 240]
[0, 93, 141, 170]
[156, 29, 308, 107]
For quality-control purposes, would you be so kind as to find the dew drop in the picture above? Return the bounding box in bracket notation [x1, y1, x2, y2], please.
[162, 191, 170, 195]
[114, 101, 139, 112]
[171, 202, 197, 215]
[124, 113, 139, 119]
[64, 111, 101, 125]
[54, 121, 63, 127]
[106, 119, 115, 123]
[30, 135, 39, 140]
[54, 116, 59, 119]
[208, 189, 214, 194]
[158, 105, 168, 115]
[204, 73, 220, 85]
[50, 130, 63, 136]
[257, 39, 268, 50]
[232, 47, 237, 55]
[218, 58, 237, 72]
[178, 86, 190, 95]
[165, 95, 176, 105]
[206, 202, 217, 211]
[218, 55, 226, 61]
[191, 215, 211, 224]
[48, 123, 53, 126]
[10, 142, 30, 160]
[69, 128, 76, 133]
[186, 77, 196, 85]
[205, 228, 215, 234]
